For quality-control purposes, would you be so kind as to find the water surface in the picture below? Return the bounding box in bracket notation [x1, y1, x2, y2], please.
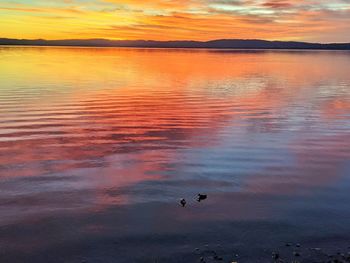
[0, 47, 350, 262]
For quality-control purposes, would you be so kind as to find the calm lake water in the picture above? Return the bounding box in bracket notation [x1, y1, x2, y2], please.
[0, 47, 350, 262]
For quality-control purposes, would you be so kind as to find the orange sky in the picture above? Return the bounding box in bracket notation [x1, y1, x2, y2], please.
[1, 0, 350, 42]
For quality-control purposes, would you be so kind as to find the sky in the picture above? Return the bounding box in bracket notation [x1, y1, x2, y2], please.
[0, 0, 350, 42]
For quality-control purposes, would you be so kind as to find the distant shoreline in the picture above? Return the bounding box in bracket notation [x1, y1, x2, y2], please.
[2, 46, 350, 53]
[1, 38, 350, 50]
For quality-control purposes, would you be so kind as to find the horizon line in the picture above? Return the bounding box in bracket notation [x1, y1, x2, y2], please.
[1, 37, 350, 45]
[1, 37, 350, 50]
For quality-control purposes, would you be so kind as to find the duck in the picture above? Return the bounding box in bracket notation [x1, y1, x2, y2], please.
[180, 198, 186, 207]
[197, 194, 207, 202]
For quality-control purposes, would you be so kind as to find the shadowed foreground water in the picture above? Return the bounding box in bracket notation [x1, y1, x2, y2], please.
[0, 47, 350, 262]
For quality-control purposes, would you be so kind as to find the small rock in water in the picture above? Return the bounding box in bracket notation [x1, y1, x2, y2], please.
[197, 194, 207, 202]
[272, 252, 279, 260]
[296, 243, 301, 248]
[293, 251, 301, 257]
[285, 243, 292, 247]
[213, 255, 223, 261]
[180, 198, 186, 207]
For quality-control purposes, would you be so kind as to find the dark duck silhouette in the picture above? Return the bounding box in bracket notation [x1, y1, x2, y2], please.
[180, 198, 186, 207]
[197, 194, 207, 202]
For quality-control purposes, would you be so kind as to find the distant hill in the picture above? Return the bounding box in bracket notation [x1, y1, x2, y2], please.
[1, 38, 350, 50]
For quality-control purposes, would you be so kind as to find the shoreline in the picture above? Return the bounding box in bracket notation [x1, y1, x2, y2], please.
[1, 38, 350, 50]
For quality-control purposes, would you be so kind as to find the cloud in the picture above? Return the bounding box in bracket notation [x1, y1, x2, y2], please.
[0, 5, 84, 14]
[262, 0, 294, 9]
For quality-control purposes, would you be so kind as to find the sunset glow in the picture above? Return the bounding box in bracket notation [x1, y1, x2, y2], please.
[1, 0, 350, 42]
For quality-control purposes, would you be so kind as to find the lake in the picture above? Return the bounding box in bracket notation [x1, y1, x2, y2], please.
[0, 47, 350, 262]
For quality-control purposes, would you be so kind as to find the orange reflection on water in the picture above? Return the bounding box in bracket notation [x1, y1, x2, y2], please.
[0, 47, 350, 219]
